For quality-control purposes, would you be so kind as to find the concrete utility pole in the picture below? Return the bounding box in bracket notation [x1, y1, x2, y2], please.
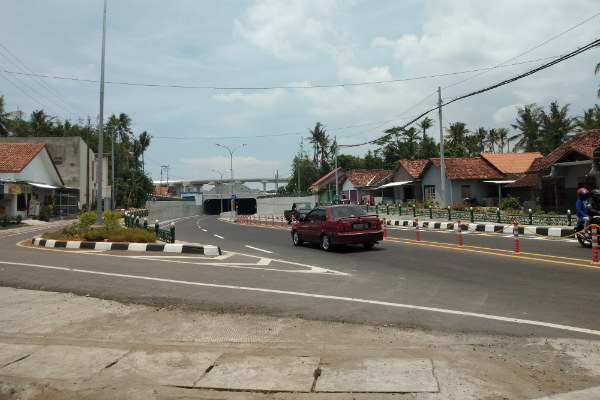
[160, 165, 170, 196]
[298, 139, 303, 192]
[334, 136, 338, 197]
[438, 87, 446, 207]
[95, 0, 107, 225]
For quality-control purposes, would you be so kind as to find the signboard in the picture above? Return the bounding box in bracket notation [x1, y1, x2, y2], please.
[232, 194, 236, 200]
[8, 184, 22, 195]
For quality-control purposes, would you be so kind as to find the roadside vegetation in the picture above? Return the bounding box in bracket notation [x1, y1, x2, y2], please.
[41, 210, 157, 243]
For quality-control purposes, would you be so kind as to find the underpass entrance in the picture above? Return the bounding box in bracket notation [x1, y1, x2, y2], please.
[203, 197, 256, 215]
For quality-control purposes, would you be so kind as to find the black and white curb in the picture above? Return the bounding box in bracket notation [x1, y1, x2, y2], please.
[386, 219, 575, 238]
[31, 238, 221, 255]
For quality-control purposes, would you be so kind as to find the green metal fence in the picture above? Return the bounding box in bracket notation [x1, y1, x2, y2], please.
[364, 205, 573, 226]
[123, 210, 175, 243]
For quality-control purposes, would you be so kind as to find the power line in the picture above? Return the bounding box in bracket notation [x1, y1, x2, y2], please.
[341, 37, 600, 148]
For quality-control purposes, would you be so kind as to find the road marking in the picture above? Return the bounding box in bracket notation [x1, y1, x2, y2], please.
[214, 235, 224, 239]
[244, 245, 273, 254]
[202, 229, 207, 232]
[2, 259, 598, 337]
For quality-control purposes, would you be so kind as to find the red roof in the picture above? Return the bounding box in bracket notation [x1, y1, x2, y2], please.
[0, 143, 46, 173]
[529, 129, 600, 172]
[396, 160, 429, 178]
[309, 167, 345, 191]
[479, 152, 542, 174]
[429, 157, 503, 180]
[345, 169, 392, 187]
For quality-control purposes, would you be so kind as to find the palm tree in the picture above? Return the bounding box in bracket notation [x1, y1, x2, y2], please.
[115, 113, 132, 144]
[0, 95, 10, 137]
[419, 117, 434, 140]
[496, 128, 510, 152]
[596, 61, 600, 98]
[510, 104, 542, 152]
[576, 105, 600, 131]
[29, 110, 54, 136]
[473, 127, 488, 153]
[445, 122, 470, 156]
[137, 131, 152, 172]
[486, 128, 501, 152]
[539, 101, 575, 155]
[308, 122, 329, 171]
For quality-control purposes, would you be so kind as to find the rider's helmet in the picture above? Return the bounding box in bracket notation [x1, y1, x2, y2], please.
[591, 189, 600, 201]
[578, 187, 589, 199]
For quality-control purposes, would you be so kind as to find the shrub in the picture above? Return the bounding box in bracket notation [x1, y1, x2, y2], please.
[79, 211, 97, 229]
[0, 215, 8, 227]
[102, 210, 121, 230]
[82, 227, 156, 243]
[498, 195, 522, 212]
[15, 215, 22, 224]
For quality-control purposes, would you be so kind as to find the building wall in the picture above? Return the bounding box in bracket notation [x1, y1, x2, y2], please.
[0, 137, 95, 206]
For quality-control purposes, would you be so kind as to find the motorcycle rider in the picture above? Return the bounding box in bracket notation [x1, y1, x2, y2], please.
[576, 188, 590, 235]
[585, 189, 600, 231]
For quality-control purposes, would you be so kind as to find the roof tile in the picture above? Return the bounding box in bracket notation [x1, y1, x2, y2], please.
[429, 157, 504, 180]
[0, 143, 46, 173]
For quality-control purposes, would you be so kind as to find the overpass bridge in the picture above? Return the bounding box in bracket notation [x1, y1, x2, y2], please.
[154, 177, 291, 194]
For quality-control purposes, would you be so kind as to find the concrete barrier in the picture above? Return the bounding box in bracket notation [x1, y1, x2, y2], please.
[256, 196, 315, 216]
[145, 200, 203, 222]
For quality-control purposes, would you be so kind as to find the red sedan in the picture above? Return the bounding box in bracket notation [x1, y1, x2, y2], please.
[291, 205, 384, 251]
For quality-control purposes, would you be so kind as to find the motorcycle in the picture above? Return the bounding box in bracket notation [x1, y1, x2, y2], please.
[463, 197, 479, 207]
[575, 216, 600, 248]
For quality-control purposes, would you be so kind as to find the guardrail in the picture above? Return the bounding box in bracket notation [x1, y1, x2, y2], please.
[364, 205, 573, 226]
[123, 211, 175, 243]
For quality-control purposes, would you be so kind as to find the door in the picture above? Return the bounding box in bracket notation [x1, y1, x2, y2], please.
[297, 209, 319, 242]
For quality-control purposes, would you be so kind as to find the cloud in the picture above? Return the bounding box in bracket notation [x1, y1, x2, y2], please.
[181, 155, 280, 178]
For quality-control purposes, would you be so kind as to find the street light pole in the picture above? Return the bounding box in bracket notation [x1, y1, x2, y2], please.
[216, 143, 246, 220]
[211, 169, 229, 215]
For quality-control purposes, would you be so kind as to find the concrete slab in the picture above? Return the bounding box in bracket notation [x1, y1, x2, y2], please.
[0, 344, 40, 367]
[315, 357, 439, 393]
[99, 350, 221, 387]
[197, 355, 320, 392]
[0, 345, 128, 381]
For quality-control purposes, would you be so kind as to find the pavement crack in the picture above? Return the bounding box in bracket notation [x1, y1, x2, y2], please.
[1, 354, 30, 369]
[310, 364, 322, 392]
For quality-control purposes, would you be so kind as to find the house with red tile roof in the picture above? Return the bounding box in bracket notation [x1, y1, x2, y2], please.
[389, 160, 429, 202]
[421, 157, 504, 206]
[0, 143, 64, 218]
[308, 167, 345, 204]
[342, 169, 392, 203]
[507, 129, 600, 213]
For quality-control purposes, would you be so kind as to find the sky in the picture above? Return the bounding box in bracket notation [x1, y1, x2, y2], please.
[1, 0, 600, 189]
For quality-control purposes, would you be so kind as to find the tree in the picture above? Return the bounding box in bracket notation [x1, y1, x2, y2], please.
[496, 128, 510, 152]
[285, 155, 318, 193]
[0, 95, 10, 137]
[596, 61, 600, 98]
[137, 131, 152, 172]
[445, 122, 470, 157]
[29, 110, 54, 136]
[510, 104, 542, 152]
[364, 150, 384, 169]
[337, 154, 364, 170]
[308, 122, 329, 172]
[539, 101, 575, 155]
[419, 117, 434, 140]
[576, 105, 600, 131]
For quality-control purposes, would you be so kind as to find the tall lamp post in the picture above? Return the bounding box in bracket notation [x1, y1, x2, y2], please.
[216, 143, 246, 220]
[211, 168, 229, 215]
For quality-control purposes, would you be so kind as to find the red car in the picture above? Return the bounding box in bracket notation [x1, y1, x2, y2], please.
[291, 205, 384, 251]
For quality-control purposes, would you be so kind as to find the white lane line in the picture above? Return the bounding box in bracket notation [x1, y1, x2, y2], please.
[1, 260, 598, 337]
[214, 234, 224, 239]
[244, 245, 273, 254]
[202, 229, 207, 232]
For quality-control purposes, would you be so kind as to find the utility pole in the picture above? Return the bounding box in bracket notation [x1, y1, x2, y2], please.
[161, 165, 170, 196]
[298, 139, 303, 192]
[86, 123, 90, 212]
[95, 0, 107, 225]
[334, 136, 338, 197]
[438, 87, 446, 206]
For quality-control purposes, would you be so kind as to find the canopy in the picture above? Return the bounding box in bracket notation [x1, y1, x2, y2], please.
[29, 182, 59, 189]
[375, 181, 412, 189]
[483, 180, 516, 184]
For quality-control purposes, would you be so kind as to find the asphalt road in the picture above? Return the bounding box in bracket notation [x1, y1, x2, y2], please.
[1, 216, 599, 340]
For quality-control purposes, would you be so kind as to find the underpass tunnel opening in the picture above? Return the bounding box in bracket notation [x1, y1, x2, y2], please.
[203, 198, 256, 215]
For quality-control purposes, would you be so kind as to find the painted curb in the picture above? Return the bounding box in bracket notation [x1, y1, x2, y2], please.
[386, 219, 575, 238]
[31, 237, 221, 256]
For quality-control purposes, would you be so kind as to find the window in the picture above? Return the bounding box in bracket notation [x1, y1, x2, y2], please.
[305, 209, 318, 222]
[424, 185, 436, 202]
[316, 208, 326, 221]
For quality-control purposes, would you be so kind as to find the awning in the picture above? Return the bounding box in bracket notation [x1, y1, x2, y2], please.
[376, 181, 412, 189]
[483, 180, 516, 184]
[29, 183, 59, 189]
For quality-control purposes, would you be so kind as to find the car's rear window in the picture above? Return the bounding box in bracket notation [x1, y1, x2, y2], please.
[330, 205, 367, 219]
